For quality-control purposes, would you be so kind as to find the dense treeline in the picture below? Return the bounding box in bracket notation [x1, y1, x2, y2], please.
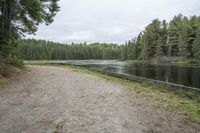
[17, 39, 122, 60]
[17, 14, 200, 61]
[122, 14, 200, 60]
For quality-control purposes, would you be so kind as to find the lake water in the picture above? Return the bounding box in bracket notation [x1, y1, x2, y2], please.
[27, 60, 200, 89]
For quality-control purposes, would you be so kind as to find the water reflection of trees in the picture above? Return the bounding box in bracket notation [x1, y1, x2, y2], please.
[99, 63, 200, 88]
[135, 65, 198, 88]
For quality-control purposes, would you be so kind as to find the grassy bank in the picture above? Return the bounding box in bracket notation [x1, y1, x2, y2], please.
[27, 63, 200, 123]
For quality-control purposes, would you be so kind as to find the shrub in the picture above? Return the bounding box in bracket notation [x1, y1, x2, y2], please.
[8, 56, 24, 69]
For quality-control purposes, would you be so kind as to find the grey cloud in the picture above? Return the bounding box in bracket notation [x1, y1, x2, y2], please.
[27, 0, 200, 44]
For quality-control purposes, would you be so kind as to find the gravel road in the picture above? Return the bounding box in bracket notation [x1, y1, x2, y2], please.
[0, 65, 199, 133]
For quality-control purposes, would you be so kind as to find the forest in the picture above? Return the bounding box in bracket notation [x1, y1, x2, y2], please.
[17, 39, 122, 60]
[0, 0, 59, 70]
[17, 14, 200, 61]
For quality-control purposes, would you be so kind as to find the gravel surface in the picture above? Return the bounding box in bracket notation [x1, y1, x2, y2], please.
[0, 65, 199, 133]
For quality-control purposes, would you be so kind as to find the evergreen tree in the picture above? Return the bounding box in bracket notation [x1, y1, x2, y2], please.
[192, 30, 200, 59]
[178, 25, 190, 57]
[0, 0, 60, 58]
[131, 38, 138, 59]
[120, 44, 128, 60]
[161, 20, 168, 55]
[168, 14, 184, 57]
[136, 32, 144, 59]
[141, 19, 165, 58]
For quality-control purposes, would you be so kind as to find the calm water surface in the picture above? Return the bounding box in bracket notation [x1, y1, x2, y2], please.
[106, 64, 200, 89]
[28, 60, 200, 88]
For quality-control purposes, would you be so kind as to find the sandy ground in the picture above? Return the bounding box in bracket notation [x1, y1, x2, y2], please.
[0, 65, 199, 133]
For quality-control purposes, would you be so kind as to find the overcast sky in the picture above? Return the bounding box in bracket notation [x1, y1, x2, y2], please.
[27, 0, 200, 44]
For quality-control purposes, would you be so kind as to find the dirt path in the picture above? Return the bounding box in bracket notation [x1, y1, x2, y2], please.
[0, 66, 199, 133]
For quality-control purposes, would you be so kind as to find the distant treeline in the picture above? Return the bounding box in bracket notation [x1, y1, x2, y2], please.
[17, 39, 122, 60]
[17, 14, 200, 60]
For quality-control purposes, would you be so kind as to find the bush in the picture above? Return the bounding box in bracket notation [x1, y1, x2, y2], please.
[8, 56, 24, 69]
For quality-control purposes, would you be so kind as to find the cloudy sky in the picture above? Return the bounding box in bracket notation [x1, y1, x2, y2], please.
[27, 0, 200, 44]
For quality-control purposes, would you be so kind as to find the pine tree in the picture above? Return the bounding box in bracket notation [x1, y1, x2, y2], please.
[168, 14, 184, 57]
[192, 30, 200, 59]
[187, 16, 200, 57]
[0, 0, 60, 58]
[178, 26, 190, 57]
[156, 40, 164, 57]
[161, 20, 168, 56]
[136, 32, 144, 59]
[131, 38, 138, 59]
[121, 44, 127, 60]
[142, 19, 164, 58]
[178, 17, 190, 57]
[141, 36, 150, 59]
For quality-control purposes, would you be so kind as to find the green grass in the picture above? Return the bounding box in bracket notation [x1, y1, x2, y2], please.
[140, 83, 200, 123]
[27, 63, 200, 123]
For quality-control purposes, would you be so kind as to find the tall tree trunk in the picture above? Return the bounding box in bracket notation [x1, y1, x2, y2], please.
[5, 0, 11, 41]
[0, 0, 12, 57]
[0, 0, 5, 57]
